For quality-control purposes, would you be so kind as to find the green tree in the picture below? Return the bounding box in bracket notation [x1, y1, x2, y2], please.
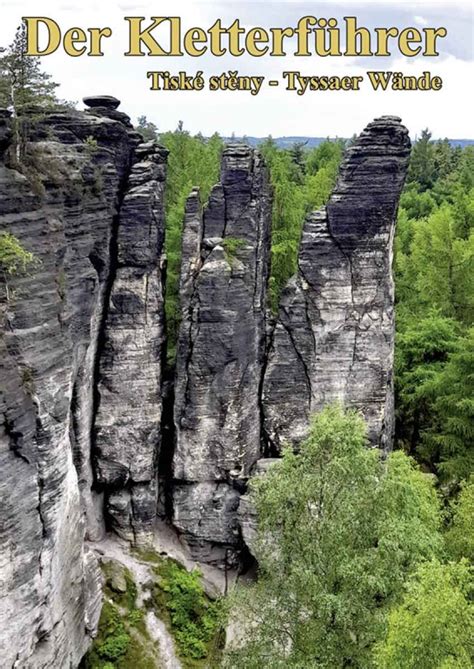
[289, 141, 307, 182]
[394, 314, 461, 461]
[0, 23, 59, 113]
[0, 232, 36, 301]
[375, 559, 474, 669]
[445, 476, 474, 562]
[404, 205, 473, 324]
[421, 329, 474, 483]
[136, 115, 158, 141]
[225, 406, 442, 669]
[407, 128, 436, 191]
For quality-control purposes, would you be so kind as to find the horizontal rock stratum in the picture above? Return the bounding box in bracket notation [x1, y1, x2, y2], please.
[0, 102, 409, 666]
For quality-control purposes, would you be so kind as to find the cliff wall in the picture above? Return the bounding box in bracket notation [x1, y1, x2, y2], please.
[0, 105, 409, 666]
[0, 99, 167, 667]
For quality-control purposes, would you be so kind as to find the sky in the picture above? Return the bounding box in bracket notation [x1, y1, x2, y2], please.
[1, 0, 473, 139]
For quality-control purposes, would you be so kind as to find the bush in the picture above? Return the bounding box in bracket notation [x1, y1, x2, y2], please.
[149, 559, 222, 663]
[0, 232, 35, 276]
[95, 602, 130, 662]
[222, 237, 246, 263]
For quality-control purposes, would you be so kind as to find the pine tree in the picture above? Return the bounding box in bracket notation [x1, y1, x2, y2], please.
[407, 128, 436, 191]
[0, 23, 59, 113]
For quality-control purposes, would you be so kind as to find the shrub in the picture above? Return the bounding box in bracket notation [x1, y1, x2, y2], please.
[222, 236, 246, 263]
[84, 135, 99, 155]
[0, 232, 35, 276]
[95, 602, 130, 662]
[148, 558, 222, 663]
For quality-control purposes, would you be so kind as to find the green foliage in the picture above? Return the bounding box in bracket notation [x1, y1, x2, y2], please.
[395, 319, 473, 484]
[394, 314, 460, 462]
[84, 135, 99, 155]
[407, 128, 436, 191]
[82, 563, 156, 669]
[226, 406, 443, 669]
[375, 559, 474, 669]
[84, 600, 133, 667]
[160, 124, 223, 357]
[445, 476, 474, 562]
[421, 329, 474, 482]
[395, 133, 474, 483]
[147, 558, 222, 666]
[222, 236, 246, 263]
[95, 604, 130, 661]
[0, 232, 35, 276]
[0, 23, 59, 113]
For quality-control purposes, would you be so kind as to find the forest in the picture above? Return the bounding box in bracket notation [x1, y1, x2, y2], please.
[1, 24, 473, 668]
[137, 114, 474, 666]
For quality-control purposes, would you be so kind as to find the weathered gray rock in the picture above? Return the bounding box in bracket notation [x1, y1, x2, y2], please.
[238, 458, 279, 555]
[172, 145, 272, 564]
[0, 105, 139, 667]
[83, 95, 121, 109]
[263, 116, 411, 451]
[0, 111, 411, 664]
[93, 142, 168, 546]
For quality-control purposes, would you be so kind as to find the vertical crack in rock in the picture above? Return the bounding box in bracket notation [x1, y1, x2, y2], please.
[262, 116, 411, 452]
[93, 141, 169, 547]
[172, 146, 272, 565]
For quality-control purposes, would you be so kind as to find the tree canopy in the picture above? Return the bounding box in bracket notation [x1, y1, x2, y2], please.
[375, 559, 473, 669]
[0, 23, 59, 113]
[225, 406, 443, 669]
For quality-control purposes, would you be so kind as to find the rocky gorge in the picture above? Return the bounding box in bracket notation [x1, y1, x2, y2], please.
[0, 97, 410, 667]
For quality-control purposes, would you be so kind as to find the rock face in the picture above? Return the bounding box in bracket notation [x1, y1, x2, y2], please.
[0, 111, 410, 665]
[94, 142, 168, 545]
[238, 458, 279, 555]
[172, 146, 272, 564]
[0, 104, 166, 666]
[262, 116, 411, 451]
[83, 95, 121, 110]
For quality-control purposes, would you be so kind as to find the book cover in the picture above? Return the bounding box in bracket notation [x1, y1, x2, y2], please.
[0, 1, 472, 667]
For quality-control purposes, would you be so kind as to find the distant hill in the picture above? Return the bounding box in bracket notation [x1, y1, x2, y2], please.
[224, 136, 474, 149]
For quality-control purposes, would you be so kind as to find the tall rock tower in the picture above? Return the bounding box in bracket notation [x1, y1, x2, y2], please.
[172, 146, 272, 564]
[262, 116, 411, 451]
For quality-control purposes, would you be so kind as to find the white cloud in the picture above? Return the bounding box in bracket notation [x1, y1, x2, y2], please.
[414, 16, 428, 26]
